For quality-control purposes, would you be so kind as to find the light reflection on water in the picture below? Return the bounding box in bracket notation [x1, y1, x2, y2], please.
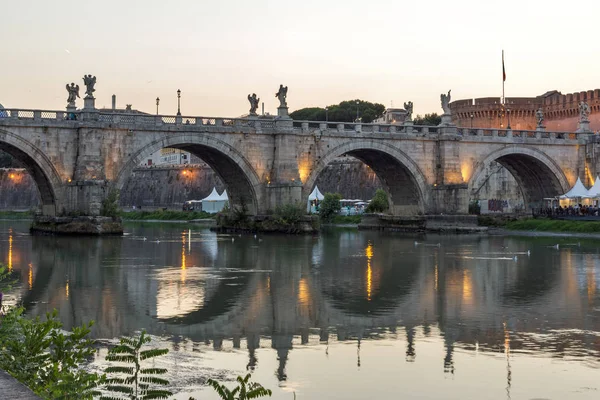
[1, 221, 600, 399]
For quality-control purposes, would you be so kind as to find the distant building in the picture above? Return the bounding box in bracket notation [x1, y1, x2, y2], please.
[373, 108, 408, 125]
[450, 89, 600, 131]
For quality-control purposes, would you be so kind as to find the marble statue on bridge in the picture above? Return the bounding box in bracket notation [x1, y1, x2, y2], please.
[404, 101, 414, 121]
[65, 83, 80, 106]
[536, 108, 544, 128]
[275, 85, 288, 108]
[247, 93, 260, 115]
[579, 101, 590, 122]
[83, 75, 97, 99]
[440, 90, 452, 115]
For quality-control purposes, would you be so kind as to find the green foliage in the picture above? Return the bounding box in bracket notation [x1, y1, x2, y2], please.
[290, 99, 386, 123]
[319, 193, 342, 222]
[123, 210, 213, 221]
[0, 210, 33, 219]
[101, 330, 172, 400]
[0, 309, 103, 399]
[413, 113, 441, 126]
[505, 218, 600, 233]
[205, 373, 272, 400]
[101, 189, 120, 219]
[366, 189, 389, 213]
[274, 203, 305, 225]
[468, 200, 481, 215]
[0, 263, 18, 293]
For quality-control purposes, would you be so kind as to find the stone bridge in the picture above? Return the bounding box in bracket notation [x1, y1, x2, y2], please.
[0, 105, 597, 217]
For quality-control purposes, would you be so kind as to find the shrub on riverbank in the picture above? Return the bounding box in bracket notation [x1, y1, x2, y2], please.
[122, 210, 214, 221]
[505, 218, 600, 233]
[319, 193, 342, 222]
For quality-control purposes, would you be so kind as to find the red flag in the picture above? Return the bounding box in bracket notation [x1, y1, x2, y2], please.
[502, 50, 506, 82]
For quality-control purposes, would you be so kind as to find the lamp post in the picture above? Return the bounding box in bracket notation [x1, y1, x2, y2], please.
[470, 113, 474, 129]
[177, 89, 181, 116]
[156, 97, 160, 115]
[356, 101, 359, 122]
[507, 108, 511, 130]
[325, 106, 328, 122]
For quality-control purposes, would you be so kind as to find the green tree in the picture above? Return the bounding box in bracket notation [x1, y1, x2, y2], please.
[102, 330, 172, 400]
[0, 309, 103, 400]
[101, 189, 120, 219]
[319, 192, 342, 222]
[290, 99, 385, 123]
[413, 113, 441, 126]
[205, 373, 272, 400]
[366, 189, 389, 213]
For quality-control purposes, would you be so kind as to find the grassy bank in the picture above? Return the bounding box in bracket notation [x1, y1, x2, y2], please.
[121, 210, 214, 221]
[504, 218, 600, 233]
[0, 210, 33, 219]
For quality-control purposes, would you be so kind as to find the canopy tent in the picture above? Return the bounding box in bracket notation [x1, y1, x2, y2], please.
[218, 189, 229, 201]
[307, 186, 325, 212]
[559, 177, 589, 199]
[584, 176, 600, 198]
[201, 188, 227, 213]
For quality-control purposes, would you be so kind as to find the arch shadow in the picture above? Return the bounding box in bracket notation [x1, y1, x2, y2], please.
[0, 128, 63, 215]
[469, 146, 569, 209]
[303, 141, 429, 215]
[115, 134, 262, 214]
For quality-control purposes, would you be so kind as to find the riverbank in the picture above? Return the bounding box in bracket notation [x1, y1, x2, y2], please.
[0, 211, 33, 220]
[121, 210, 215, 221]
[479, 216, 600, 234]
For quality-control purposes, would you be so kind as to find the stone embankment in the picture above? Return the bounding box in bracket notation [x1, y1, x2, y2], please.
[0, 369, 40, 399]
[30, 216, 123, 235]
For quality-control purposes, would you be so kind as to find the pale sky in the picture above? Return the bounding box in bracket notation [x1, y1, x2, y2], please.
[2, 0, 600, 117]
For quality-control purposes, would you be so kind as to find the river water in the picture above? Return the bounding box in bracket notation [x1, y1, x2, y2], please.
[1, 220, 599, 399]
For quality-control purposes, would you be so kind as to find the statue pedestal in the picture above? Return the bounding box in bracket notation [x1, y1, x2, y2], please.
[536, 125, 546, 132]
[83, 97, 96, 110]
[403, 120, 414, 133]
[277, 106, 290, 119]
[439, 114, 453, 126]
[577, 120, 591, 133]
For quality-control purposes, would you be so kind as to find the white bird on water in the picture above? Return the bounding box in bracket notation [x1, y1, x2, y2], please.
[232, 237, 235, 242]
[142, 237, 147, 241]
[254, 234, 257, 239]
[155, 239, 160, 244]
[513, 255, 518, 262]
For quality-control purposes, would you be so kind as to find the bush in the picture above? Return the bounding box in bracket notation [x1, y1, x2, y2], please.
[468, 200, 481, 215]
[101, 189, 120, 219]
[319, 193, 342, 222]
[274, 203, 305, 225]
[366, 189, 389, 213]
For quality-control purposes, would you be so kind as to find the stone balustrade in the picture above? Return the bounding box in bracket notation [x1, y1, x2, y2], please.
[0, 108, 590, 143]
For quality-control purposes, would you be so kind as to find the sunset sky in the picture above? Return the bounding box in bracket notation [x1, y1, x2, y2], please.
[2, 0, 599, 118]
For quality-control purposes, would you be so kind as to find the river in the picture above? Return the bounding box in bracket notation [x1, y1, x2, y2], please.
[1, 220, 599, 399]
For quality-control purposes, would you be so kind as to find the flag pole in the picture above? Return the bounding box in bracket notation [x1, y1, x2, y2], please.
[502, 50, 505, 105]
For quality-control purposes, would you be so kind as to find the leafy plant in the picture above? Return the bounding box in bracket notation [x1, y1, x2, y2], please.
[102, 330, 172, 400]
[319, 193, 342, 222]
[101, 189, 120, 219]
[203, 373, 272, 400]
[0, 309, 103, 399]
[274, 203, 305, 225]
[366, 189, 389, 213]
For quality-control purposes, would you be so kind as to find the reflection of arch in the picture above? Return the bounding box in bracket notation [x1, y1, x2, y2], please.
[0, 128, 63, 215]
[115, 134, 262, 214]
[469, 146, 569, 208]
[304, 141, 429, 215]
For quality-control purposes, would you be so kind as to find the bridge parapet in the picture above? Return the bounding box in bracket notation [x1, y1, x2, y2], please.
[0, 108, 592, 144]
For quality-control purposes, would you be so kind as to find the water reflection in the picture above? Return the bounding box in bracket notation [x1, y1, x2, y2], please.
[1, 222, 599, 398]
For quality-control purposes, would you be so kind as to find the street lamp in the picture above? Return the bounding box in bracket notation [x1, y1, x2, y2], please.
[470, 113, 474, 129]
[156, 97, 160, 115]
[177, 89, 181, 116]
[507, 108, 511, 130]
[356, 101, 359, 122]
[325, 106, 328, 122]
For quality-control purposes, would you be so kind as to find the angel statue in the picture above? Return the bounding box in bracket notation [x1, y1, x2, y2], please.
[579, 101, 590, 122]
[535, 108, 544, 127]
[440, 90, 452, 114]
[403, 101, 414, 121]
[83, 74, 97, 99]
[275, 84, 288, 108]
[247, 93, 260, 115]
[66, 82, 80, 105]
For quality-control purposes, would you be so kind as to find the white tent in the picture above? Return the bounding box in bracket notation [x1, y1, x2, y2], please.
[218, 189, 229, 201]
[559, 177, 589, 199]
[201, 188, 227, 213]
[307, 186, 325, 212]
[584, 176, 600, 198]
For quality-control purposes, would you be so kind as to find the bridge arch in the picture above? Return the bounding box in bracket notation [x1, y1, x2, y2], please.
[115, 133, 262, 214]
[0, 128, 63, 215]
[468, 146, 569, 209]
[303, 140, 429, 215]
